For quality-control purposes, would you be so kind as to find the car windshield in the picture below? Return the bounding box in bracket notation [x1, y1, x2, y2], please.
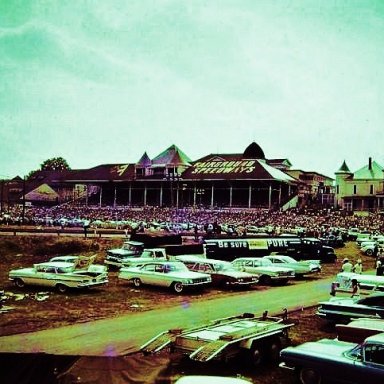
[345, 344, 363, 361]
[122, 243, 142, 251]
[153, 263, 188, 273]
[215, 262, 235, 272]
[279, 256, 296, 263]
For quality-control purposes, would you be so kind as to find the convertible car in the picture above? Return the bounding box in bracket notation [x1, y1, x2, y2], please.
[331, 272, 384, 295]
[316, 293, 384, 323]
[9, 261, 108, 293]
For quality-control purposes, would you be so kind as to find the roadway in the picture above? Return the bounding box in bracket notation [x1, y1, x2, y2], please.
[0, 276, 334, 356]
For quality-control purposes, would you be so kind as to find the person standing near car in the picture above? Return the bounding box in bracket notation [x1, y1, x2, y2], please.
[353, 259, 363, 274]
[341, 258, 353, 273]
[376, 254, 384, 276]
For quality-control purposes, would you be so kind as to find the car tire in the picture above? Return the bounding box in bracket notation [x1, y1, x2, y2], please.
[56, 284, 68, 294]
[248, 343, 264, 366]
[259, 275, 272, 285]
[172, 282, 184, 293]
[14, 278, 25, 288]
[132, 278, 141, 288]
[366, 249, 374, 256]
[299, 367, 322, 384]
[268, 338, 281, 363]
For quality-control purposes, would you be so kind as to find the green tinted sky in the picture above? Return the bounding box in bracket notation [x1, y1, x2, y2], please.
[1, 0, 383, 178]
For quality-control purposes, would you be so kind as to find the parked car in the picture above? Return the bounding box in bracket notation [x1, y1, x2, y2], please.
[176, 256, 259, 288]
[118, 261, 212, 293]
[175, 376, 252, 384]
[9, 261, 109, 293]
[232, 257, 295, 285]
[360, 238, 384, 256]
[360, 243, 378, 256]
[279, 329, 384, 384]
[262, 255, 321, 277]
[336, 318, 384, 344]
[116, 248, 168, 268]
[104, 241, 145, 268]
[317, 293, 384, 323]
[331, 272, 384, 295]
[319, 234, 345, 248]
[347, 227, 360, 241]
[49, 255, 107, 273]
[356, 232, 374, 246]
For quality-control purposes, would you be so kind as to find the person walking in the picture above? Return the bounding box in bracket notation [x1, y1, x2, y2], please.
[351, 278, 361, 298]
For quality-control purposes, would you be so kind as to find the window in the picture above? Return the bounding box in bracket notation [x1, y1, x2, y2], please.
[370, 185, 374, 194]
[364, 344, 384, 365]
[353, 185, 357, 194]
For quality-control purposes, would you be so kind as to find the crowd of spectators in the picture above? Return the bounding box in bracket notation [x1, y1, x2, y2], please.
[0, 204, 383, 237]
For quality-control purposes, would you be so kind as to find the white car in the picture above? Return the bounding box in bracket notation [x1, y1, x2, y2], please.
[175, 376, 251, 384]
[356, 232, 374, 246]
[263, 255, 321, 277]
[9, 261, 109, 293]
[331, 272, 384, 295]
[49, 255, 107, 273]
[176, 255, 259, 288]
[232, 257, 295, 285]
[118, 261, 212, 293]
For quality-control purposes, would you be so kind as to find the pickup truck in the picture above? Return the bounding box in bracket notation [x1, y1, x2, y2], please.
[104, 241, 145, 268]
[280, 326, 384, 383]
[141, 311, 294, 366]
[116, 248, 168, 268]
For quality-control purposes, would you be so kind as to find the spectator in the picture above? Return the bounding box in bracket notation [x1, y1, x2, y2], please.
[353, 259, 363, 274]
[377, 256, 384, 276]
[341, 258, 353, 273]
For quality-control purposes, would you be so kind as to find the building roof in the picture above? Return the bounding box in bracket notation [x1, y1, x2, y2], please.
[136, 152, 152, 167]
[353, 160, 384, 180]
[182, 155, 295, 182]
[336, 160, 352, 174]
[151, 144, 191, 166]
[243, 142, 265, 159]
[24, 183, 59, 202]
[62, 164, 135, 181]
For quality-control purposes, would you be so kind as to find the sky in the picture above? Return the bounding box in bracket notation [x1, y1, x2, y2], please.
[1, 0, 384, 179]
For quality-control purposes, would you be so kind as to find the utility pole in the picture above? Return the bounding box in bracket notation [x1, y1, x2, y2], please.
[22, 176, 26, 224]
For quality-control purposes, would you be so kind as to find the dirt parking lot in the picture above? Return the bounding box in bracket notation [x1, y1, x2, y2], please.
[0, 236, 372, 383]
[1, 236, 366, 336]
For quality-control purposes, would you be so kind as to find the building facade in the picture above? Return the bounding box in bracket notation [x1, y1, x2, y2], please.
[335, 158, 384, 211]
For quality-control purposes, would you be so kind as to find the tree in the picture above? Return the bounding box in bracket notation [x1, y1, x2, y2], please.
[40, 157, 71, 171]
[27, 157, 71, 179]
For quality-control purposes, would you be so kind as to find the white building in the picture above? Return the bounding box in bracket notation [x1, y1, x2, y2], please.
[335, 158, 384, 211]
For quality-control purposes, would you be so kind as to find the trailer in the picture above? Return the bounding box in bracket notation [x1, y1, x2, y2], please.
[140, 311, 294, 366]
[204, 237, 336, 263]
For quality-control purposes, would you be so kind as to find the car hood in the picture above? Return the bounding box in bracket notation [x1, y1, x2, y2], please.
[220, 271, 257, 279]
[255, 266, 294, 273]
[107, 249, 137, 256]
[319, 297, 358, 306]
[282, 338, 354, 358]
[167, 271, 211, 279]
